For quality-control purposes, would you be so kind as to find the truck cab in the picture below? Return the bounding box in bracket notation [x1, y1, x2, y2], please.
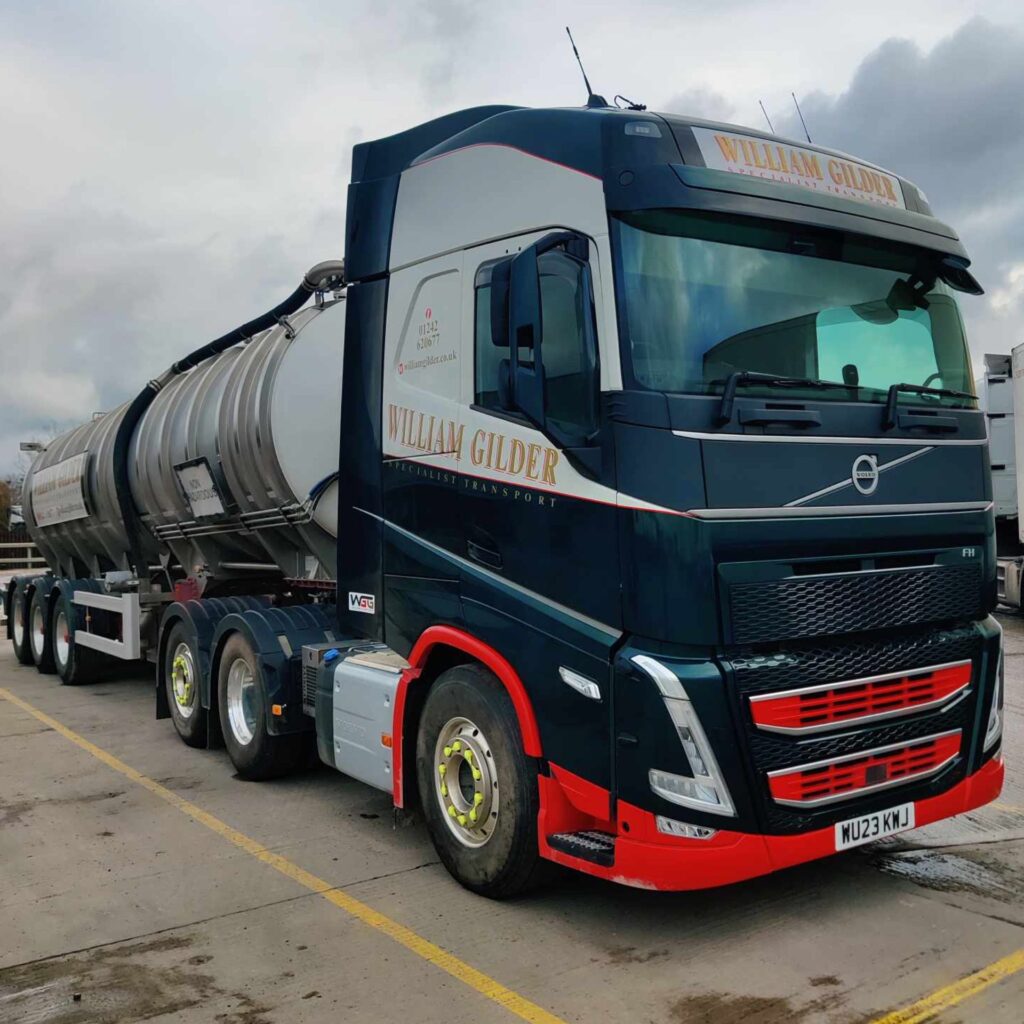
[333, 104, 1003, 891]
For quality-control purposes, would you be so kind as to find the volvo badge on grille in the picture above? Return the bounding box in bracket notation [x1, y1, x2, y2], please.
[852, 454, 880, 495]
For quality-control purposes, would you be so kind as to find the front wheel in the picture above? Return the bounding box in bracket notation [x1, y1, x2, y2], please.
[415, 664, 546, 899]
[217, 633, 303, 780]
[29, 588, 56, 674]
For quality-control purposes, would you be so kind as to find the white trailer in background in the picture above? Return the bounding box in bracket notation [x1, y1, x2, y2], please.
[985, 349, 1024, 606]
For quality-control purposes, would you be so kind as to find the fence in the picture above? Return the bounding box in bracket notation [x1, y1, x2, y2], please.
[0, 540, 45, 571]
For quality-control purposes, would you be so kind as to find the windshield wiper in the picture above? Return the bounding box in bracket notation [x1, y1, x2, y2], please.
[716, 370, 854, 425]
[882, 382, 974, 430]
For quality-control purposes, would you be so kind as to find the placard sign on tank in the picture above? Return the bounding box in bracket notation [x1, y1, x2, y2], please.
[175, 458, 226, 518]
[31, 452, 90, 526]
[691, 126, 906, 210]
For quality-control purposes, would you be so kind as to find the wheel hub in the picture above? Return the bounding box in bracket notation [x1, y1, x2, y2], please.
[170, 642, 197, 720]
[225, 657, 257, 745]
[433, 716, 499, 848]
[12, 596, 24, 646]
[54, 610, 70, 668]
[31, 603, 45, 657]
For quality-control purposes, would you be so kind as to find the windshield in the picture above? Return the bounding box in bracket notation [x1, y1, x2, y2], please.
[613, 210, 976, 407]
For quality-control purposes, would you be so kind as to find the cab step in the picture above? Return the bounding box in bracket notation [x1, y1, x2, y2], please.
[547, 830, 616, 867]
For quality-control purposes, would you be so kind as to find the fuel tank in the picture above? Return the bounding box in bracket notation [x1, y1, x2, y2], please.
[23, 296, 345, 589]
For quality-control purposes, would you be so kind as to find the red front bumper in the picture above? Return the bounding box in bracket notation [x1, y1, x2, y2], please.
[538, 757, 1004, 891]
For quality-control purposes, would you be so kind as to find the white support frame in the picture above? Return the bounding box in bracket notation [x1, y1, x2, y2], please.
[72, 590, 141, 660]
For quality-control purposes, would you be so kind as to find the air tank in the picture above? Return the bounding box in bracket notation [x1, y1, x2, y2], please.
[23, 296, 345, 590]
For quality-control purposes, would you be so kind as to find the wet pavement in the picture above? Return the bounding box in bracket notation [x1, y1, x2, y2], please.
[0, 614, 1021, 1023]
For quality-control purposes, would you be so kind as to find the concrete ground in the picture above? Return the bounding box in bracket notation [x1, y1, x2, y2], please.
[1, 618, 1022, 1024]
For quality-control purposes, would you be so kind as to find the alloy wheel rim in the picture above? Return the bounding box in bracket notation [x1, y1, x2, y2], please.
[226, 657, 257, 745]
[433, 716, 499, 848]
[31, 603, 45, 658]
[54, 610, 70, 668]
[170, 642, 197, 720]
[12, 596, 24, 647]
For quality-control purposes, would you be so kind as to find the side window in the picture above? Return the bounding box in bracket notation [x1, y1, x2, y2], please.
[474, 273, 501, 408]
[537, 251, 596, 436]
[474, 250, 598, 436]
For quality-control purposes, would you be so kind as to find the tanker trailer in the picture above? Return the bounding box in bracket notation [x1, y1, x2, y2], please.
[6, 263, 346, 713]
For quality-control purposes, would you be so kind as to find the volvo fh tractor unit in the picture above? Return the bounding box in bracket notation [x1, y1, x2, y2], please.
[6, 104, 1004, 897]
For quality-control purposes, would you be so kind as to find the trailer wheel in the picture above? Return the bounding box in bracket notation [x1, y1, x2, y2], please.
[11, 585, 33, 666]
[217, 632, 303, 780]
[164, 622, 208, 748]
[55, 590, 99, 686]
[29, 588, 56, 674]
[415, 664, 546, 899]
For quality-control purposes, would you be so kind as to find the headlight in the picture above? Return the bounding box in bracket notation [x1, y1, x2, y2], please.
[984, 644, 1004, 753]
[633, 655, 736, 817]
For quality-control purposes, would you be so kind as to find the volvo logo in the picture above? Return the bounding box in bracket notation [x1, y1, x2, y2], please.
[852, 454, 879, 495]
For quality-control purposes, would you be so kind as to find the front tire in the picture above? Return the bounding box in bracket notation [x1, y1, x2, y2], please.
[416, 664, 545, 899]
[29, 588, 56, 674]
[164, 622, 208, 748]
[217, 632, 303, 780]
[11, 585, 33, 666]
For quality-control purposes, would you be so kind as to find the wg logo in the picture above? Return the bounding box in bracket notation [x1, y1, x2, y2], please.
[852, 454, 879, 496]
[348, 592, 376, 614]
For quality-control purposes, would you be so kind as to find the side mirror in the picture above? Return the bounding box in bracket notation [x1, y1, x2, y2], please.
[509, 245, 545, 425]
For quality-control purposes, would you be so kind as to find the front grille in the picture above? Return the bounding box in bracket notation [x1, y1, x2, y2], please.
[767, 730, 962, 807]
[749, 660, 972, 734]
[725, 624, 983, 832]
[726, 563, 984, 645]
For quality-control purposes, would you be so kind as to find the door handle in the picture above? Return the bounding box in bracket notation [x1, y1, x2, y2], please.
[896, 413, 959, 433]
[467, 539, 503, 570]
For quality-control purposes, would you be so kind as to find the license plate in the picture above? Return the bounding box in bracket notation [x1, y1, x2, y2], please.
[834, 802, 915, 851]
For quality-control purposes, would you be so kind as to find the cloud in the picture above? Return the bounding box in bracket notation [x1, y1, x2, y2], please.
[771, 17, 1024, 363]
[662, 87, 736, 125]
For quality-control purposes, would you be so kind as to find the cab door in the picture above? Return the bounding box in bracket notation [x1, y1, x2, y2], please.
[381, 251, 465, 652]
[458, 230, 621, 791]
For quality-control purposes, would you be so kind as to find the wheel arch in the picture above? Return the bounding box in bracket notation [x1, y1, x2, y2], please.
[393, 625, 543, 809]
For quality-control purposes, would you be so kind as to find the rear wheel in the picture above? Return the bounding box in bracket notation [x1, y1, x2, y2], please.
[217, 633, 303, 780]
[54, 589, 100, 686]
[29, 588, 56, 674]
[416, 663, 546, 898]
[164, 622, 208, 748]
[11, 586, 33, 666]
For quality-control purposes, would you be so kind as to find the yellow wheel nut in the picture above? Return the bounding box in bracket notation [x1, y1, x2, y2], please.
[443, 745, 452, 757]
[452, 741, 462, 752]
[463, 748, 473, 762]
[472, 768, 481, 781]
[448, 805, 457, 818]
[469, 810, 477, 823]
[441, 784, 448, 797]
[438, 763, 446, 776]
[474, 792, 483, 806]
[457, 814, 467, 826]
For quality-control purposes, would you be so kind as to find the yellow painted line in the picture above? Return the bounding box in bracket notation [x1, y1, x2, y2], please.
[0, 685, 567, 1024]
[993, 801, 1024, 815]
[868, 949, 1024, 1024]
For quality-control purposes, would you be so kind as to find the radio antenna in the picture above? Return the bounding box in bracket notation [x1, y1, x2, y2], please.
[792, 92, 812, 143]
[565, 27, 607, 108]
[759, 100, 775, 134]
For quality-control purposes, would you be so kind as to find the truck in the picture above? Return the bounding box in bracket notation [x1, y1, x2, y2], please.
[4, 103, 1005, 897]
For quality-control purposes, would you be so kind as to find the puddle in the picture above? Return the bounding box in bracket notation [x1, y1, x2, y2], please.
[870, 849, 1017, 898]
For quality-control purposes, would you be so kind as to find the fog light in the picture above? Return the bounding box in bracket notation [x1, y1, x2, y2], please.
[633, 655, 736, 818]
[656, 816, 718, 840]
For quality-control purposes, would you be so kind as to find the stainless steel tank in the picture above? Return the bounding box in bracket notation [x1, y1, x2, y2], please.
[23, 296, 345, 589]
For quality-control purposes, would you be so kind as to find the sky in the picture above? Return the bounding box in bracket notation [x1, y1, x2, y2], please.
[1, 0, 1022, 473]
